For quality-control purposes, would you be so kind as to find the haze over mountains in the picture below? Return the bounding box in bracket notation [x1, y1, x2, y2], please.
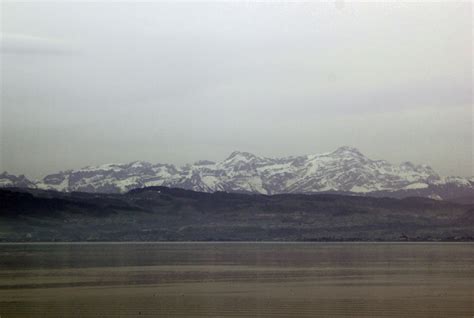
[1, 146, 473, 200]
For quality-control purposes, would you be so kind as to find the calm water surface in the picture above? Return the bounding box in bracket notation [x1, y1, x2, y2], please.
[0, 242, 473, 317]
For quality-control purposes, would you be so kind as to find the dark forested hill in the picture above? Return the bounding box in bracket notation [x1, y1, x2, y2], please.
[1, 187, 473, 242]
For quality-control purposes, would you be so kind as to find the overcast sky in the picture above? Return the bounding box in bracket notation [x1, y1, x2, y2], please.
[1, 1, 472, 178]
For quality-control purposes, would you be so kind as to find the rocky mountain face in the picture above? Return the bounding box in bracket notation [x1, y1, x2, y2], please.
[1, 146, 473, 200]
[0, 172, 37, 189]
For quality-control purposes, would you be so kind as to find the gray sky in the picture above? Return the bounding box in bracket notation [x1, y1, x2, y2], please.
[1, 1, 472, 178]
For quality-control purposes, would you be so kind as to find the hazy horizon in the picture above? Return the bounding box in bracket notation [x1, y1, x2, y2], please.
[0, 145, 469, 180]
[1, 1, 472, 179]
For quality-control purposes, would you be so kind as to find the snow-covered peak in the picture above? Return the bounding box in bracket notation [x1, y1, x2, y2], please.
[225, 151, 261, 162]
[219, 151, 273, 173]
[76, 163, 123, 172]
[128, 161, 153, 168]
[193, 160, 216, 166]
[3, 146, 473, 200]
[0, 172, 37, 188]
[331, 146, 364, 156]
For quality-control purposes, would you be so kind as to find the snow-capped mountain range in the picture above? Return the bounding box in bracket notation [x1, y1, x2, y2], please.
[1, 146, 473, 200]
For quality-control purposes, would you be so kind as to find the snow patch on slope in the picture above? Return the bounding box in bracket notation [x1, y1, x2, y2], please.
[6, 146, 473, 198]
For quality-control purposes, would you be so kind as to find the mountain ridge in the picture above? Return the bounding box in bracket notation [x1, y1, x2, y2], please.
[1, 186, 473, 242]
[1, 146, 473, 200]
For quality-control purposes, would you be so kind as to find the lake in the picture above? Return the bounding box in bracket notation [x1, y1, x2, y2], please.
[0, 243, 473, 317]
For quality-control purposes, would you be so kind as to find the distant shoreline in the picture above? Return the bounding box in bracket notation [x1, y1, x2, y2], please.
[2, 187, 473, 242]
[1, 240, 474, 244]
